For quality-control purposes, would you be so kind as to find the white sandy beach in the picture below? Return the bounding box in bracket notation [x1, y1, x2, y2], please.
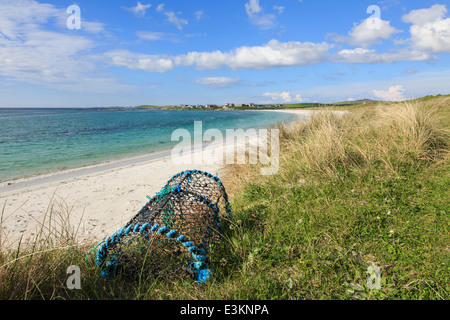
[0, 109, 317, 248]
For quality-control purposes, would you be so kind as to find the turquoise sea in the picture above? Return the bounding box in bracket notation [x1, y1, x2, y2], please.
[0, 108, 296, 182]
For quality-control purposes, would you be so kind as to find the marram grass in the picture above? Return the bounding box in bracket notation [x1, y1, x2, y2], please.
[0, 95, 449, 300]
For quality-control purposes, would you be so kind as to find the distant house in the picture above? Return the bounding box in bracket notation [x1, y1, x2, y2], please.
[205, 104, 219, 109]
[249, 103, 255, 107]
[225, 103, 235, 108]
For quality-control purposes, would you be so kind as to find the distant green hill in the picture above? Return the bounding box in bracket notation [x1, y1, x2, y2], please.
[101, 94, 449, 111]
[332, 99, 381, 106]
[282, 103, 329, 109]
[283, 95, 450, 110]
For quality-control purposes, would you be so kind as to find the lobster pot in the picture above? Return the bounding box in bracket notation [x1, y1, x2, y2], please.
[94, 170, 232, 282]
[163, 169, 232, 219]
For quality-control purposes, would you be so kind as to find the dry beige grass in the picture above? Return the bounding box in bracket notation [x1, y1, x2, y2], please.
[0, 194, 90, 299]
[224, 97, 449, 187]
[0, 95, 448, 300]
[288, 100, 447, 179]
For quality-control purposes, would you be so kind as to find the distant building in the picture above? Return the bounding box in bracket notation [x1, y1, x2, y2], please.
[225, 103, 235, 108]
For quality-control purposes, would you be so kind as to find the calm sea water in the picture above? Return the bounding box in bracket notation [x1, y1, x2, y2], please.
[0, 108, 295, 182]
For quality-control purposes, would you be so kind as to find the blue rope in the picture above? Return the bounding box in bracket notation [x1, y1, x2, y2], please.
[95, 222, 212, 281]
[91, 170, 233, 282]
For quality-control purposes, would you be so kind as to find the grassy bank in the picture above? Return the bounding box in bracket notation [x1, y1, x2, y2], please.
[0, 95, 448, 300]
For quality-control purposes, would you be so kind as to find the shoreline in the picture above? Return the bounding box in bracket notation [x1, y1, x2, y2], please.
[0, 109, 316, 247]
[0, 109, 299, 191]
[0, 147, 175, 194]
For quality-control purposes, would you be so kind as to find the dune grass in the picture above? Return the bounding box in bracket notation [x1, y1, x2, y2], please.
[0, 95, 448, 300]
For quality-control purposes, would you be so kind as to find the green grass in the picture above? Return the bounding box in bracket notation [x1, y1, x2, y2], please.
[222, 162, 449, 299]
[0, 95, 449, 300]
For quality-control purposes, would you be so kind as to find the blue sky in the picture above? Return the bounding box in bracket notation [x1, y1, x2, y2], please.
[0, 0, 449, 107]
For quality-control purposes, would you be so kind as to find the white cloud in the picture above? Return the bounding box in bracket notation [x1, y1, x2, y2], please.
[402, 4, 447, 25]
[294, 94, 305, 102]
[105, 50, 176, 73]
[195, 77, 240, 88]
[281, 70, 450, 103]
[251, 14, 277, 30]
[0, 0, 59, 39]
[185, 32, 207, 39]
[334, 18, 402, 47]
[195, 10, 204, 21]
[377, 0, 400, 11]
[334, 48, 431, 64]
[82, 21, 106, 34]
[156, 4, 165, 13]
[263, 91, 304, 103]
[190, 39, 331, 70]
[154, 4, 188, 30]
[245, 0, 263, 16]
[403, 5, 450, 53]
[372, 85, 406, 101]
[405, 68, 417, 74]
[273, 6, 285, 15]
[137, 31, 179, 42]
[107, 39, 332, 72]
[0, 0, 114, 91]
[163, 11, 188, 30]
[124, 2, 152, 17]
[245, 0, 277, 30]
[409, 20, 450, 53]
[0, 30, 94, 82]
